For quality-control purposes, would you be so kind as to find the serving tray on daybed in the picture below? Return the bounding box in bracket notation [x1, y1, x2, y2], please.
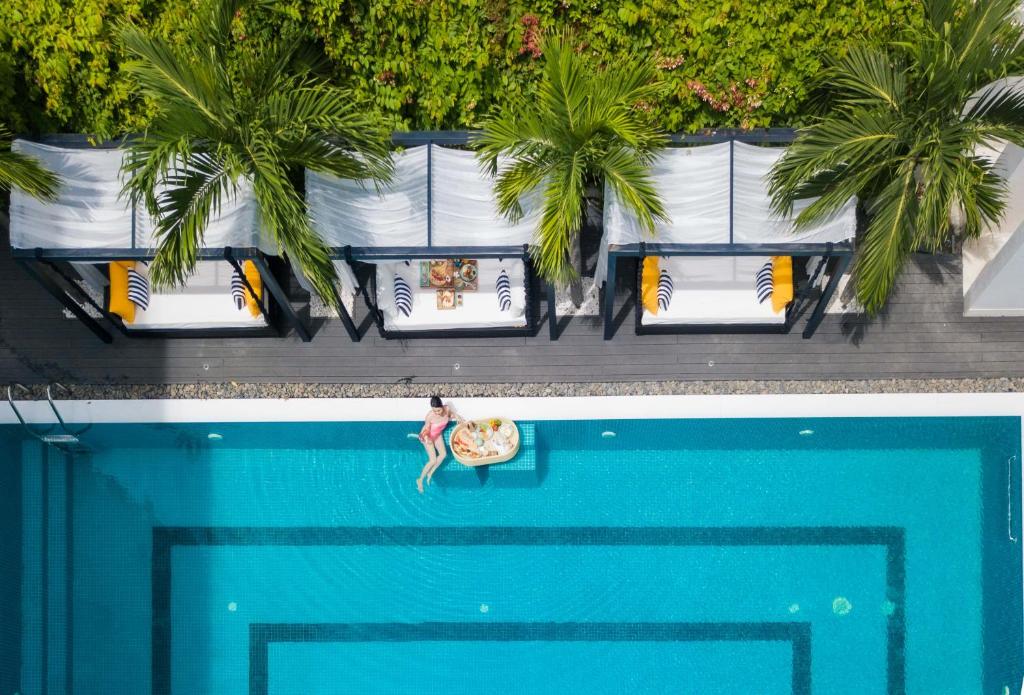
[450, 418, 520, 466]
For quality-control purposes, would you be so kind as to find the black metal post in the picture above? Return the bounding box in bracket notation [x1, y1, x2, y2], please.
[728, 139, 734, 244]
[248, 254, 313, 343]
[17, 259, 113, 343]
[426, 143, 433, 247]
[602, 251, 618, 340]
[802, 253, 852, 338]
[334, 247, 362, 342]
[40, 258, 124, 330]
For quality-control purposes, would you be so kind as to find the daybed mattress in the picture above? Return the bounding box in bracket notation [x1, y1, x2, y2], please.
[641, 256, 788, 326]
[376, 259, 527, 331]
[128, 261, 270, 331]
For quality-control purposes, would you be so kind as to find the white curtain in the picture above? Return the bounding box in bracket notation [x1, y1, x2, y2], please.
[430, 146, 538, 246]
[732, 142, 857, 244]
[306, 146, 429, 248]
[10, 140, 277, 252]
[9, 141, 133, 249]
[597, 143, 732, 285]
[305, 145, 537, 249]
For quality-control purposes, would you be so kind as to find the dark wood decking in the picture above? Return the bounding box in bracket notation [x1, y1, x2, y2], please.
[2, 220, 1023, 385]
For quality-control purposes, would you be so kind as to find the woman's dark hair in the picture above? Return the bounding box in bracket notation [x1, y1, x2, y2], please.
[429, 395, 443, 408]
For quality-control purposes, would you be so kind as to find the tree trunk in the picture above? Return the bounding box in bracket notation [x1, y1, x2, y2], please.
[568, 236, 584, 307]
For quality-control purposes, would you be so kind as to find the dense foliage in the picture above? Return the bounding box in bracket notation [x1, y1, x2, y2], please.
[0, 0, 922, 137]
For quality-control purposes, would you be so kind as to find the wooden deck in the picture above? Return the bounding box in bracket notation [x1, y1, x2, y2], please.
[2, 219, 1023, 386]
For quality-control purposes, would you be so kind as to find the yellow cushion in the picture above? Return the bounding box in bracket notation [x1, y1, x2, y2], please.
[243, 260, 263, 317]
[771, 256, 794, 314]
[108, 261, 135, 324]
[641, 257, 660, 315]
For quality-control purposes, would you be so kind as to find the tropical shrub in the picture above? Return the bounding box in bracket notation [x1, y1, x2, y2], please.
[476, 33, 666, 287]
[119, 0, 393, 309]
[0, 0, 922, 137]
[769, 0, 1024, 314]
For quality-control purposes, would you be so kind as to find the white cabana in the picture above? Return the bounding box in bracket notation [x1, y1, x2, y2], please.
[305, 144, 539, 338]
[599, 140, 857, 338]
[8, 139, 307, 341]
[963, 140, 1024, 316]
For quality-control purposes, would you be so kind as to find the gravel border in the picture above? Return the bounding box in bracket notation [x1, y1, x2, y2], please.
[12, 378, 1024, 400]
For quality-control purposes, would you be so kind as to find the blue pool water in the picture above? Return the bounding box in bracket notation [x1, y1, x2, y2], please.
[3, 416, 1022, 694]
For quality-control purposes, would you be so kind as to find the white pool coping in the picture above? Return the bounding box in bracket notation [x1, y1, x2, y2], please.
[5, 392, 1024, 424]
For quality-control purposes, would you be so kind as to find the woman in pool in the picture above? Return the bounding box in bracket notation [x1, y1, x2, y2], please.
[417, 395, 462, 493]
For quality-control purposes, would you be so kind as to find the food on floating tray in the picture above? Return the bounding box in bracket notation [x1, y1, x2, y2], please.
[450, 418, 521, 466]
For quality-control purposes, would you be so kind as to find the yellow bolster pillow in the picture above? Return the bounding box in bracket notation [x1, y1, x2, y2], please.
[243, 260, 263, 317]
[641, 257, 660, 315]
[771, 256, 794, 314]
[108, 261, 135, 324]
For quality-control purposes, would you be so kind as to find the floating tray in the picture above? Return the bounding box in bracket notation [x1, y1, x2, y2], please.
[450, 418, 520, 466]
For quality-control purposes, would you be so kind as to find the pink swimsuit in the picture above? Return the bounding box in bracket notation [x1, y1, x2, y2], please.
[426, 419, 447, 441]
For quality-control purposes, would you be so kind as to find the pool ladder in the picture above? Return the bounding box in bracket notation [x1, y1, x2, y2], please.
[6, 382, 88, 452]
[1010, 455, 1019, 544]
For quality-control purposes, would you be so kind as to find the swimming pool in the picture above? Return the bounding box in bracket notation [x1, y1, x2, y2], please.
[2, 405, 1022, 694]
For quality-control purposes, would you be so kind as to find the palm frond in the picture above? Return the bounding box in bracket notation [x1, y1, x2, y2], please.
[478, 30, 665, 286]
[855, 164, 917, 314]
[119, 24, 229, 130]
[532, 152, 585, 285]
[827, 46, 907, 111]
[248, 138, 341, 312]
[598, 145, 666, 237]
[148, 150, 238, 288]
[0, 126, 60, 200]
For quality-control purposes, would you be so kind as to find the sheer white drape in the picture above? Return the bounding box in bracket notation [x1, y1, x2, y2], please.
[306, 147, 430, 248]
[596, 142, 858, 286]
[305, 145, 537, 250]
[732, 142, 857, 244]
[10, 142, 132, 249]
[597, 144, 731, 285]
[430, 146, 538, 246]
[10, 140, 274, 252]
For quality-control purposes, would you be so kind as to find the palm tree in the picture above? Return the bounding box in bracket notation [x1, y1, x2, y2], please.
[118, 0, 392, 308]
[475, 33, 667, 291]
[0, 125, 59, 200]
[768, 0, 1024, 314]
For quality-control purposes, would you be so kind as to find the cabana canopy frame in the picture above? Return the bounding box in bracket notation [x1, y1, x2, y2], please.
[8, 136, 312, 342]
[306, 135, 545, 341]
[599, 133, 858, 340]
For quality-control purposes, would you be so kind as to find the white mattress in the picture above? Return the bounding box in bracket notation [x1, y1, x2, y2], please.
[376, 259, 527, 331]
[640, 256, 788, 326]
[128, 261, 270, 331]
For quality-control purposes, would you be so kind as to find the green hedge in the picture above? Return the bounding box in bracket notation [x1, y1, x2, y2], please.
[0, 0, 921, 136]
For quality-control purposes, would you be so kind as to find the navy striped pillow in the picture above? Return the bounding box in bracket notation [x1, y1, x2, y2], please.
[657, 268, 673, 311]
[755, 261, 774, 304]
[127, 267, 150, 311]
[230, 267, 246, 310]
[394, 274, 413, 316]
[496, 268, 512, 311]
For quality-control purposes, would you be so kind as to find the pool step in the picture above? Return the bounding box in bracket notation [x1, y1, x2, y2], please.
[438, 423, 537, 488]
[490, 423, 538, 488]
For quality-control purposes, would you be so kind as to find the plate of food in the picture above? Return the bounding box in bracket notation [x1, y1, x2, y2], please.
[454, 259, 479, 291]
[436, 289, 456, 310]
[423, 260, 454, 289]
